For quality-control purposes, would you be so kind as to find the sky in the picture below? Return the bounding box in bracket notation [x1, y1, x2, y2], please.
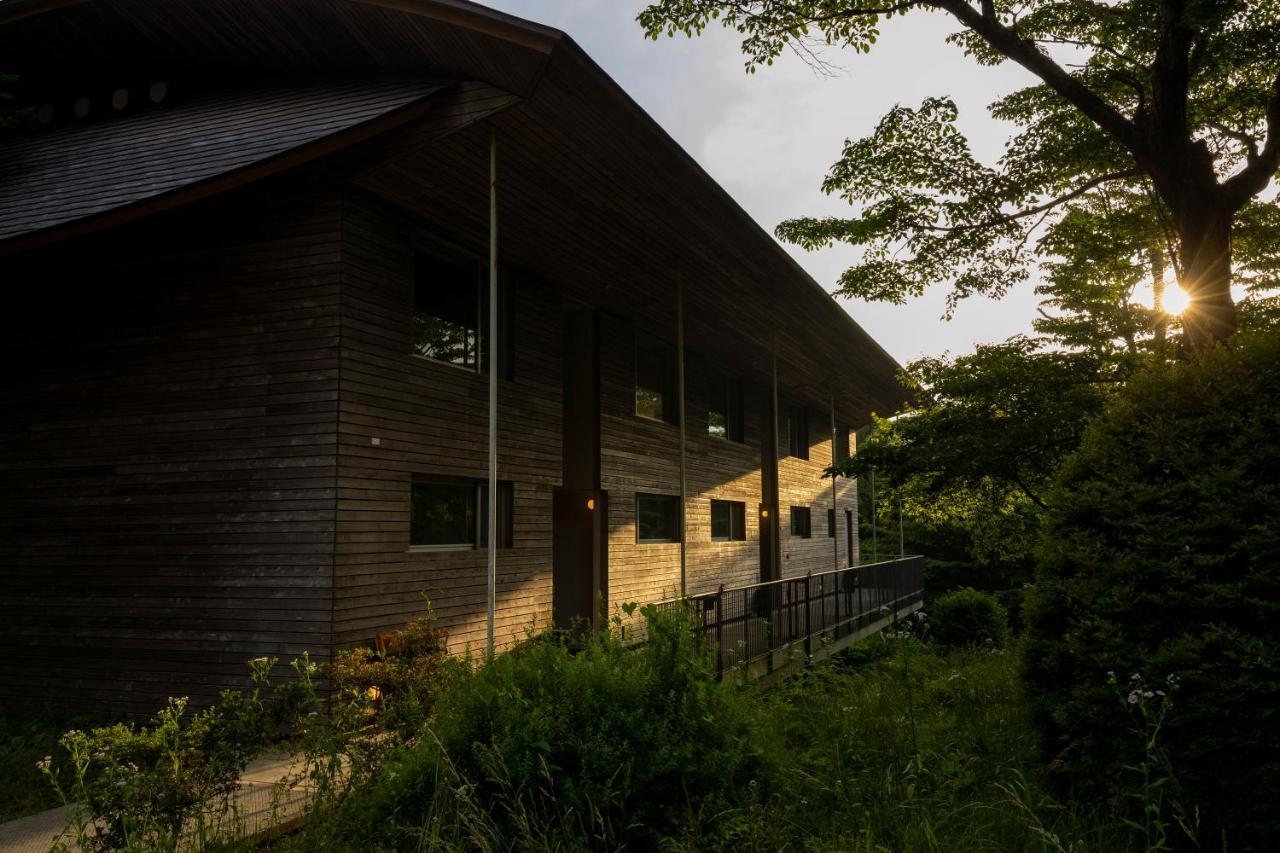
[481, 0, 1052, 366]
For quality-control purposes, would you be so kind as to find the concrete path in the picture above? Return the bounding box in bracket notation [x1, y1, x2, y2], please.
[0, 751, 312, 853]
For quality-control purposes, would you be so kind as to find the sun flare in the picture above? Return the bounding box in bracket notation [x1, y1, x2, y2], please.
[1162, 285, 1192, 316]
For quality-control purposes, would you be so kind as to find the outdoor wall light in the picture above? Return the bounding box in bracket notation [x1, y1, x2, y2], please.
[586, 498, 595, 511]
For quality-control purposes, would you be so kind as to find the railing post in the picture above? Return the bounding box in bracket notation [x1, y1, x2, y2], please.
[715, 584, 725, 680]
[803, 571, 812, 658]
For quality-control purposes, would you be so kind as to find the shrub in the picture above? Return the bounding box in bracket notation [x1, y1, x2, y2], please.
[42, 656, 319, 851]
[929, 588, 1009, 648]
[1024, 332, 1280, 846]
[319, 605, 772, 849]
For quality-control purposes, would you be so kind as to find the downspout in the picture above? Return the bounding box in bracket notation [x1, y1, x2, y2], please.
[677, 279, 688, 597]
[486, 127, 498, 658]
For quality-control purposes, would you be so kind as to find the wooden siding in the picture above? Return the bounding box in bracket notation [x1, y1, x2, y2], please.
[332, 189, 563, 653]
[778, 406, 858, 579]
[0, 187, 343, 715]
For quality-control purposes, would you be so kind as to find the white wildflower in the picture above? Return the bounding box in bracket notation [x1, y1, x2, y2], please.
[1128, 691, 1140, 704]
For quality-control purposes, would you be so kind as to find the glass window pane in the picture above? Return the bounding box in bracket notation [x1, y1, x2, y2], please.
[710, 500, 731, 539]
[637, 493, 679, 542]
[414, 253, 480, 368]
[411, 482, 475, 546]
[636, 349, 666, 421]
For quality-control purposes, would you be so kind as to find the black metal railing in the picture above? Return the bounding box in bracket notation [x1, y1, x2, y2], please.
[649, 555, 924, 677]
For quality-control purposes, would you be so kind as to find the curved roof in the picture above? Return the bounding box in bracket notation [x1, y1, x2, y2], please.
[0, 0, 906, 421]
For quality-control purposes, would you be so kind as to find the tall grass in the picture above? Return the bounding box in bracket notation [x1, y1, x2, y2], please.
[284, 610, 1145, 852]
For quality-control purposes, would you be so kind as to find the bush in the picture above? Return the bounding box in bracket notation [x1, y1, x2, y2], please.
[316, 605, 772, 849]
[1024, 332, 1280, 847]
[929, 588, 1009, 648]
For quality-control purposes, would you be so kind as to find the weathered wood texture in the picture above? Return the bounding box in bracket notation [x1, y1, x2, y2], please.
[0, 188, 343, 715]
[332, 189, 562, 654]
[778, 408, 858, 579]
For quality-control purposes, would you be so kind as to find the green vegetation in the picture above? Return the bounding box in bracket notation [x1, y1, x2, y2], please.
[1025, 332, 1280, 845]
[929, 587, 1009, 648]
[0, 710, 104, 821]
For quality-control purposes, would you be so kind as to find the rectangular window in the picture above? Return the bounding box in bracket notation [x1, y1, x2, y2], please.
[636, 493, 680, 542]
[636, 344, 678, 425]
[410, 477, 512, 550]
[710, 499, 746, 541]
[413, 250, 512, 378]
[828, 508, 836, 537]
[790, 506, 811, 538]
[833, 425, 850, 463]
[787, 405, 809, 459]
[707, 372, 744, 442]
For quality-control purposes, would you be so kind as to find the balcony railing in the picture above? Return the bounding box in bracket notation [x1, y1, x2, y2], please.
[649, 555, 925, 678]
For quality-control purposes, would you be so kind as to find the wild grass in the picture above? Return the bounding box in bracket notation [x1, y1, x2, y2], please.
[0, 709, 103, 821]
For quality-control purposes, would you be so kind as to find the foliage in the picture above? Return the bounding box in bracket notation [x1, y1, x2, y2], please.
[639, 0, 1280, 343]
[0, 710, 103, 821]
[307, 605, 770, 849]
[930, 587, 1010, 648]
[1023, 331, 1280, 846]
[41, 657, 320, 852]
[288, 630, 1168, 851]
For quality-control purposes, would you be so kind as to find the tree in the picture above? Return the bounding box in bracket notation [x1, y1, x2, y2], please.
[639, 0, 1280, 346]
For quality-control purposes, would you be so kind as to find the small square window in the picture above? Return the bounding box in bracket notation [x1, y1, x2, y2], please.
[410, 477, 512, 550]
[710, 499, 746, 541]
[707, 372, 744, 442]
[790, 506, 811, 538]
[834, 424, 850, 463]
[413, 250, 513, 378]
[636, 493, 681, 542]
[636, 345, 678, 425]
[787, 405, 809, 459]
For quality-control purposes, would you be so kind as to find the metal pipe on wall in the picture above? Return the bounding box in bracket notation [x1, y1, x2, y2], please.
[831, 395, 839, 572]
[677, 279, 688, 597]
[486, 127, 498, 658]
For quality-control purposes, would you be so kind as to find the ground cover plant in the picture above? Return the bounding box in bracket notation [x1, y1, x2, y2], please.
[0, 709, 104, 822]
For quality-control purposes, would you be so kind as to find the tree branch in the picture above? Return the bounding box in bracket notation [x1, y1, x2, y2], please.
[1222, 73, 1280, 210]
[923, 168, 1140, 233]
[929, 0, 1145, 160]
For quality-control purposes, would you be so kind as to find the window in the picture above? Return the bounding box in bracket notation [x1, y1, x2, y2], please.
[413, 250, 513, 377]
[828, 508, 836, 538]
[636, 344, 678, 424]
[710, 499, 746, 541]
[833, 424, 850, 463]
[410, 477, 513, 550]
[707, 372, 744, 441]
[787, 405, 809, 459]
[636, 493, 680, 542]
[790, 506, 811, 538]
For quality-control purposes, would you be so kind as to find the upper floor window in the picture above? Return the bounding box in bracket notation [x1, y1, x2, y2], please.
[413, 250, 513, 378]
[636, 493, 681, 542]
[410, 476, 513, 551]
[636, 344, 678, 425]
[786, 405, 809, 459]
[710, 499, 746, 541]
[707, 372, 744, 442]
[834, 424, 851, 463]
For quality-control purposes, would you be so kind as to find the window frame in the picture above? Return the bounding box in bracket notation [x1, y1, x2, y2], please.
[787, 405, 809, 459]
[828, 508, 836, 538]
[634, 342, 679, 426]
[635, 492, 681, 543]
[411, 245, 513, 379]
[409, 476, 513, 552]
[706, 371, 744, 442]
[790, 505, 812, 539]
[710, 499, 747, 542]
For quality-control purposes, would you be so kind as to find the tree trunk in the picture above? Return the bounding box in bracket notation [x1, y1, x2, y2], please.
[1176, 203, 1237, 347]
[1149, 244, 1167, 348]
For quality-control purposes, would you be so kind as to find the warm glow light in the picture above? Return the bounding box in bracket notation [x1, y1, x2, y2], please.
[586, 498, 595, 511]
[1163, 284, 1191, 316]
[761, 508, 769, 518]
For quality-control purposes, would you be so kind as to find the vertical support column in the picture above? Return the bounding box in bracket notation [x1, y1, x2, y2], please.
[869, 468, 878, 564]
[677, 280, 688, 598]
[486, 128, 498, 658]
[830, 395, 839, 573]
[770, 343, 783, 579]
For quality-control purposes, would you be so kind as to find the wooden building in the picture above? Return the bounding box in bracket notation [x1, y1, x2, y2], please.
[0, 0, 904, 713]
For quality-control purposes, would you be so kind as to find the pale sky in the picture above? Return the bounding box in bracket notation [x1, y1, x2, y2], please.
[483, 1, 1050, 366]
